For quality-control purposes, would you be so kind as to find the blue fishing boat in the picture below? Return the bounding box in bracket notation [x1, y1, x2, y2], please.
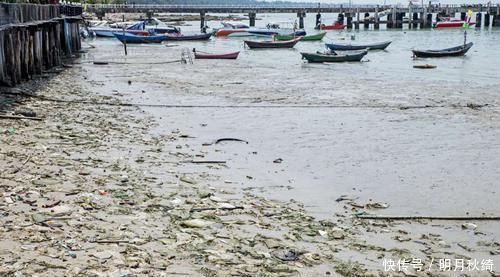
[113, 32, 168, 44]
[165, 32, 212, 41]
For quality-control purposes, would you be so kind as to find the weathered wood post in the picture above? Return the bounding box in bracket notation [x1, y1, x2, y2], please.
[355, 8, 360, 29]
[426, 13, 433, 28]
[493, 14, 500, 27]
[396, 12, 404, 28]
[476, 12, 482, 28]
[392, 7, 397, 27]
[374, 5, 380, 29]
[421, 5, 427, 28]
[338, 13, 345, 25]
[484, 12, 490, 27]
[315, 12, 321, 28]
[387, 13, 393, 28]
[413, 12, 418, 28]
[346, 12, 353, 29]
[460, 11, 466, 21]
[200, 11, 206, 32]
[408, 4, 413, 28]
[493, 5, 500, 26]
[249, 12, 256, 27]
[364, 12, 370, 29]
[297, 11, 306, 29]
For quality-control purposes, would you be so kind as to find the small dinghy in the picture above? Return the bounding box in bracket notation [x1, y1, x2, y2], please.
[301, 49, 368, 63]
[412, 42, 473, 58]
[318, 22, 346, 30]
[165, 33, 212, 41]
[193, 49, 240, 59]
[326, 41, 391, 51]
[274, 32, 326, 41]
[244, 37, 301, 49]
[113, 32, 167, 43]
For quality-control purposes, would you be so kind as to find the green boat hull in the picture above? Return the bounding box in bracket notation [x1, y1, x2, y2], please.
[301, 50, 368, 63]
[275, 32, 326, 41]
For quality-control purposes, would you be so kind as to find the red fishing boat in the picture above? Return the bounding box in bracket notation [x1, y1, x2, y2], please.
[215, 29, 249, 37]
[434, 18, 475, 28]
[318, 22, 346, 30]
[193, 49, 240, 59]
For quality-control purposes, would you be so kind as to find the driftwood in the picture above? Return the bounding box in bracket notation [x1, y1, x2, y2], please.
[10, 154, 32, 174]
[93, 240, 130, 244]
[0, 114, 42, 121]
[356, 215, 500, 220]
[215, 138, 248, 144]
[181, 160, 226, 164]
[191, 206, 244, 212]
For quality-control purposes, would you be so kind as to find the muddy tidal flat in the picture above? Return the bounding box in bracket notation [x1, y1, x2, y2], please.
[1, 22, 500, 276]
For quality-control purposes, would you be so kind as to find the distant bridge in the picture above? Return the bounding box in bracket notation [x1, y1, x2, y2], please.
[85, 3, 500, 14]
[85, 3, 500, 30]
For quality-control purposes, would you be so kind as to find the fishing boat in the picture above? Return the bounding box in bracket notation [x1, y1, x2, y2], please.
[90, 27, 149, 38]
[193, 49, 240, 59]
[301, 50, 368, 63]
[274, 32, 326, 41]
[215, 21, 251, 37]
[113, 32, 168, 44]
[244, 37, 301, 49]
[318, 22, 346, 30]
[220, 21, 249, 29]
[112, 18, 181, 34]
[412, 42, 473, 58]
[216, 29, 251, 37]
[325, 41, 391, 51]
[248, 29, 306, 37]
[434, 17, 475, 28]
[165, 33, 212, 41]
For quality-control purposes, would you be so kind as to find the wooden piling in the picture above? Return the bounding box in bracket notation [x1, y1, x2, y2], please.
[338, 13, 345, 25]
[396, 12, 404, 28]
[426, 13, 433, 28]
[387, 13, 393, 28]
[476, 12, 482, 27]
[363, 12, 370, 29]
[200, 11, 205, 32]
[315, 12, 321, 28]
[484, 12, 490, 27]
[297, 11, 305, 29]
[355, 8, 360, 29]
[249, 12, 256, 27]
[408, 5, 413, 28]
[346, 12, 353, 29]
[0, 3, 81, 87]
[374, 5, 379, 29]
[392, 7, 397, 27]
[493, 14, 500, 27]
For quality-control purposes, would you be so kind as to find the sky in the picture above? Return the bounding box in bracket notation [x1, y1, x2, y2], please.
[279, 0, 498, 4]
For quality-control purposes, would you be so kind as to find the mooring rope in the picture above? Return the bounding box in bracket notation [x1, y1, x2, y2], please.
[23, 95, 494, 110]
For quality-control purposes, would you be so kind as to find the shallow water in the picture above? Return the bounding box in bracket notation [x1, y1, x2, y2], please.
[81, 14, 500, 221]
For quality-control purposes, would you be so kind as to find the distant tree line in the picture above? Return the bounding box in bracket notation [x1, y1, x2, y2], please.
[3, 0, 314, 5]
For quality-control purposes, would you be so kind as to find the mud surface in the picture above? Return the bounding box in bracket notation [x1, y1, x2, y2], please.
[1, 26, 499, 275]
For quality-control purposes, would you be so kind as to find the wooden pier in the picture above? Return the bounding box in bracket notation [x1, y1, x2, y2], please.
[86, 3, 500, 31]
[85, 3, 500, 15]
[0, 3, 82, 87]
